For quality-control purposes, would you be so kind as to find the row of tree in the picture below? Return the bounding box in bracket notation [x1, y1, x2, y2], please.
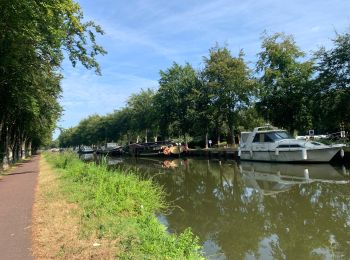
[0, 0, 105, 169]
[59, 30, 350, 148]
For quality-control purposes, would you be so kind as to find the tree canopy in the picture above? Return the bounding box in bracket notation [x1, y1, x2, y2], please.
[312, 32, 350, 132]
[203, 46, 256, 143]
[58, 29, 350, 148]
[0, 0, 105, 167]
[256, 32, 314, 134]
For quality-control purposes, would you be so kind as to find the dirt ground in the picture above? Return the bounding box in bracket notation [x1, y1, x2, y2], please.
[31, 157, 119, 259]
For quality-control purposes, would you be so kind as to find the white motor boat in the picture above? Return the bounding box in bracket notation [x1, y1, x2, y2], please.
[238, 125, 345, 163]
[78, 145, 94, 154]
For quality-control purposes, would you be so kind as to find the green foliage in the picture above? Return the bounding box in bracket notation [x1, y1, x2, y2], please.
[127, 89, 158, 142]
[0, 0, 105, 162]
[59, 54, 259, 147]
[203, 45, 257, 143]
[256, 32, 314, 133]
[236, 106, 265, 132]
[44, 152, 203, 259]
[58, 29, 350, 148]
[155, 62, 199, 138]
[313, 30, 350, 132]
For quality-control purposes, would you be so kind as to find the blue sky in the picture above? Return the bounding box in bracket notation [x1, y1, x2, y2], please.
[56, 0, 350, 137]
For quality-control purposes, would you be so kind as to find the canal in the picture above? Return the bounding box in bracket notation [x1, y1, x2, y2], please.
[81, 154, 350, 259]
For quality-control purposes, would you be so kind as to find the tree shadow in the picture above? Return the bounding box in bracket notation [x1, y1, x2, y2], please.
[6, 170, 36, 176]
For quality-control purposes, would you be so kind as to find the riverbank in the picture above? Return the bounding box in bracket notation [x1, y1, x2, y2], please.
[35, 152, 202, 259]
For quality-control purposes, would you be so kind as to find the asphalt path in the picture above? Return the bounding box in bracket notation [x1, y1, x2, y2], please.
[0, 156, 39, 260]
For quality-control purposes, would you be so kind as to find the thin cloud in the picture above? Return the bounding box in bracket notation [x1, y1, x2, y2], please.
[55, 0, 350, 135]
[59, 68, 158, 128]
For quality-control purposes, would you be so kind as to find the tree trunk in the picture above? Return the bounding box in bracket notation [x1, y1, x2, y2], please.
[15, 141, 20, 162]
[145, 129, 148, 143]
[205, 132, 208, 149]
[27, 141, 32, 156]
[5, 126, 14, 166]
[227, 125, 235, 146]
[127, 133, 131, 145]
[2, 130, 10, 170]
[0, 118, 3, 142]
[21, 141, 26, 159]
[8, 146, 13, 165]
[2, 154, 9, 170]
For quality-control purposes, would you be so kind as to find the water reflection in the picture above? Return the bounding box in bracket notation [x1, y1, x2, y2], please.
[107, 157, 350, 259]
[240, 162, 350, 196]
[79, 153, 95, 161]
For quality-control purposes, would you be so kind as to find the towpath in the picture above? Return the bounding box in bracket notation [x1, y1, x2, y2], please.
[0, 155, 39, 260]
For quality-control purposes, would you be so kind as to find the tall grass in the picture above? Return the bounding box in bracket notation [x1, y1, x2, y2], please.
[44, 152, 202, 259]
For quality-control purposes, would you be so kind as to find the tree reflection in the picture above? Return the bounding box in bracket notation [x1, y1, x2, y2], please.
[115, 157, 350, 259]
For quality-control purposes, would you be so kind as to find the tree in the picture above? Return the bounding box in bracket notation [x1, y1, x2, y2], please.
[203, 45, 256, 145]
[313, 30, 350, 132]
[256, 33, 314, 134]
[191, 73, 216, 148]
[0, 0, 106, 167]
[127, 89, 158, 142]
[155, 62, 198, 143]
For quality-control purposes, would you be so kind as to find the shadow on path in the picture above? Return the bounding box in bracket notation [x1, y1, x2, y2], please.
[0, 155, 39, 260]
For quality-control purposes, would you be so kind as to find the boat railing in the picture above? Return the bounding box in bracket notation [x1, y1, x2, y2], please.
[254, 124, 279, 132]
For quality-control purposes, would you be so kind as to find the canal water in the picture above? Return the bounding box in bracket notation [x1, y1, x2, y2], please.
[81, 154, 350, 259]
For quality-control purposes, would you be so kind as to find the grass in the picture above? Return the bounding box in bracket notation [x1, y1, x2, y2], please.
[33, 158, 118, 259]
[41, 152, 203, 259]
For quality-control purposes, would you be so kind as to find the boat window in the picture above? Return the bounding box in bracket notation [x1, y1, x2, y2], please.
[253, 134, 259, 142]
[252, 133, 275, 142]
[266, 131, 292, 141]
[311, 141, 322, 146]
[264, 134, 274, 142]
[277, 144, 302, 148]
[289, 144, 302, 148]
[252, 131, 292, 143]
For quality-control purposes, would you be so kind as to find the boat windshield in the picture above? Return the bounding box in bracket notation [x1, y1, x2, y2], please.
[267, 131, 293, 140]
[253, 131, 293, 143]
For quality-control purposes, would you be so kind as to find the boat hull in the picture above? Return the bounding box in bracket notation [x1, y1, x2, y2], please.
[239, 147, 342, 163]
[78, 150, 94, 154]
[96, 148, 123, 156]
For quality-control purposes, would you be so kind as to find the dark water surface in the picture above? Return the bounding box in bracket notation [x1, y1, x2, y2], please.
[81, 154, 350, 259]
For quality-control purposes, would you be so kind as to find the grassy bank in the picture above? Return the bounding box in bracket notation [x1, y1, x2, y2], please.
[40, 152, 202, 259]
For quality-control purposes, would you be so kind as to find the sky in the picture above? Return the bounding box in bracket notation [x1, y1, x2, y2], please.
[55, 0, 350, 138]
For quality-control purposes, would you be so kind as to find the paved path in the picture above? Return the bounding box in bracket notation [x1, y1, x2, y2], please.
[0, 156, 39, 260]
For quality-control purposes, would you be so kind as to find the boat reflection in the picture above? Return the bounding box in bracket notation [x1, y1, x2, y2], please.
[240, 161, 350, 196]
[106, 156, 123, 166]
[79, 153, 95, 161]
